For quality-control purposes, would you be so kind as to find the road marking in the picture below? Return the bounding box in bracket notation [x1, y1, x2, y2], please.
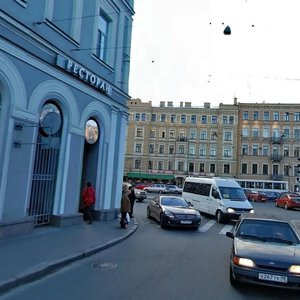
[219, 225, 233, 235]
[198, 219, 216, 232]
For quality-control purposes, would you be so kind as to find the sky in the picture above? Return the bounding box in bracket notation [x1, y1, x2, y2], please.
[128, 0, 300, 107]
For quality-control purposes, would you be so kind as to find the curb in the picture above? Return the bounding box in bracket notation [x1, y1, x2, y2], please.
[0, 222, 138, 295]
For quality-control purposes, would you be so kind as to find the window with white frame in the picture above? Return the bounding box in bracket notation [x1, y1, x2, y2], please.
[262, 164, 268, 175]
[169, 145, 174, 154]
[135, 143, 142, 152]
[229, 116, 234, 124]
[189, 145, 195, 155]
[161, 114, 166, 122]
[242, 144, 248, 155]
[283, 146, 289, 157]
[241, 163, 247, 174]
[178, 162, 184, 171]
[141, 113, 146, 121]
[191, 115, 196, 123]
[263, 111, 270, 120]
[252, 144, 259, 155]
[135, 159, 141, 169]
[151, 114, 156, 122]
[150, 129, 155, 138]
[252, 128, 259, 138]
[199, 163, 205, 172]
[294, 112, 300, 122]
[224, 131, 232, 141]
[190, 128, 196, 139]
[199, 145, 206, 156]
[262, 127, 269, 138]
[252, 163, 258, 174]
[273, 111, 279, 121]
[159, 145, 164, 154]
[135, 113, 140, 121]
[179, 145, 185, 154]
[181, 115, 186, 123]
[243, 111, 249, 120]
[149, 144, 154, 153]
[253, 111, 259, 120]
[148, 160, 153, 170]
[158, 161, 163, 170]
[200, 130, 207, 140]
[201, 115, 207, 124]
[96, 11, 110, 62]
[168, 162, 174, 171]
[171, 114, 176, 123]
[212, 115, 217, 124]
[224, 147, 231, 157]
[224, 164, 230, 174]
[169, 129, 176, 138]
[242, 127, 249, 137]
[136, 128, 143, 137]
[262, 145, 269, 156]
[210, 147, 216, 156]
[223, 116, 228, 124]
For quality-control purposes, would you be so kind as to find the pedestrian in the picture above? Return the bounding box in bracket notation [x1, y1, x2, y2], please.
[128, 185, 136, 218]
[120, 188, 131, 228]
[82, 181, 96, 224]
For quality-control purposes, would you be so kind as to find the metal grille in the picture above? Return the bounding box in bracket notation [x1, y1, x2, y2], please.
[28, 136, 59, 226]
[174, 214, 196, 220]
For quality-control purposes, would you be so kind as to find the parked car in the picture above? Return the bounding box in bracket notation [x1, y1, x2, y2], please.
[166, 185, 183, 194]
[122, 182, 147, 201]
[226, 214, 300, 289]
[135, 182, 152, 190]
[245, 190, 267, 202]
[262, 191, 280, 201]
[143, 184, 169, 193]
[275, 192, 300, 210]
[147, 195, 201, 229]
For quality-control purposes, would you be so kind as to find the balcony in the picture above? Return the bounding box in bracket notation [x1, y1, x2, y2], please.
[270, 154, 282, 161]
[177, 137, 188, 142]
[271, 137, 283, 144]
[270, 174, 283, 181]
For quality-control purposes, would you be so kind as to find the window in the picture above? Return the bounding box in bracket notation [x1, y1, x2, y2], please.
[134, 159, 141, 169]
[223, 116, 228, 124]
[294, 146, 300, 157]
[252, 128, 259, 138]
[224, 164, 230, 174]
[284, 165, 290, 176]
[273, 111, 279, 121]
[262, 145, 269, 156]
[181, 115, 186, 123]
[210, 164, 216, 173]
[241, 163, 247, 174]
[224, 147, 231, 157]
[96, 11, 110, 62]
[253, 111, 259, 120]
[224, 131, 232, 141]
[161, 114, 166, 122]
[202, 115, 207, 124]
[136, 128, 143, 137]
[229, 116, 234, 124]
[262, 127, 269, 138]
[190, 129, 196, 139]
[243, 111, 249, 120]
[191, 115, 196, 123]
[242, 127, 249, 137]
[159, 145, 164, 154]
[168, 162, 174, 171]
[210, 147, 216, 156]
[148, 161, 153, 170]
[283, 146, 289, 157]
[199, 146, 206, 156]
[179, 145, 185, 154]
[178, 162, 184, 171]
[252, 163, 258, 174]
[199, 163, 205, 172]
[284, 112, 289, 121]
[200, 130, 207, 140]
[149, 144, 154, 153]
[189, 162, 194, 172]
[169, 145, 174, 154]
[262, 164, 268, 175]
[252, 144, 259, 156]
[294, 129, 300, 139]
[169, 129, 175, 138]
[283, 128, 289, 138]
[294, 112, 300, 122]
[141, 113, 146, 121]
[150, 129, 155, 138]
[135, 143, 142, 152]
[242, 145, 248, 155]
[189, 145, 195, 155]
[171, 114, 176, 123]
[151, 114, 156, 122]
[263, 111, 270, 121]
[158, 161, 163, 170]
[135, 113, 140, 121]
[212, 116, 217, 124]
[160, 131, 165, 138]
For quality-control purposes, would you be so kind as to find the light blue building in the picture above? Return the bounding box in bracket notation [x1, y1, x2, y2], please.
[0, 0, 134, 238]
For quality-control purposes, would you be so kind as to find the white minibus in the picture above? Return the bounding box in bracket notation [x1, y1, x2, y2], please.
[182, 177, 254, 223]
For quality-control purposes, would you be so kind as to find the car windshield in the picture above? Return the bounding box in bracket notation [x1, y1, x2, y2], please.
[219, 187, 247, 201]
[160, 197, 189, 207]
[237, 219, 299, 245]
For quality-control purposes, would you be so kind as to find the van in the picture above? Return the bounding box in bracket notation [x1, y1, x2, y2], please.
[182, 177, 254, 223]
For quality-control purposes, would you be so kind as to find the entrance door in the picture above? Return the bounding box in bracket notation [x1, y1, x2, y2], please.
[28, 102, 62, 226]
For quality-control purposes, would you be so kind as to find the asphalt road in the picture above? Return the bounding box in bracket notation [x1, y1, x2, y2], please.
[2, 196, 300, 300]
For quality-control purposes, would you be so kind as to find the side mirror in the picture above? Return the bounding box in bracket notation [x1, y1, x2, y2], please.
[226, 232, 234, 239]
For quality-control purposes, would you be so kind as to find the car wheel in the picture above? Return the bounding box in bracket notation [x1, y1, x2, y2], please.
[160, 214, 166, 229]
[284, 203, 289, 210]
[216, 210, 225, 224]
[147, 207, 151, 219]
[230, 265, 238, 286]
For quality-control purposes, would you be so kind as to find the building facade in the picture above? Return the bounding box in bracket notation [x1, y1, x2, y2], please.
[125, 99, 300, 191]
[125, 98, 239, 187]
[0, 0, 134, 238]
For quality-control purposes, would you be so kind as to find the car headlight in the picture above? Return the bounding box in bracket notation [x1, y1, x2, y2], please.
[195, 211, 201, 217]
[233, 256, 255, 268]
[227, 208, 235, 213]
[249, 209, 254, 214]
[164, 210, 175, 218]
[289, 265, 300, 274]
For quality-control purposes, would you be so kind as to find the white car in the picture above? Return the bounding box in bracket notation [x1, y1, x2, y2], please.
[166, 185, 183, 194]
[143, 184, 169, 193]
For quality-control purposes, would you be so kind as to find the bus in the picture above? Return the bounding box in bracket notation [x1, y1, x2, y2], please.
[235, 179, 289, 200]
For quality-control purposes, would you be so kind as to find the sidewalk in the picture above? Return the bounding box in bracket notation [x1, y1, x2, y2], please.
[0, 218, 138, 294]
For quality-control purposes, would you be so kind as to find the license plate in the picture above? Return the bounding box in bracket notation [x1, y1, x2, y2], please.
[181, 220, 192, 224]
[258, 273, 287, 283]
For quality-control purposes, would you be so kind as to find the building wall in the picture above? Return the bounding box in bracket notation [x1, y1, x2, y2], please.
[125, 99, 300, 192]
[0, 0, 134, 234]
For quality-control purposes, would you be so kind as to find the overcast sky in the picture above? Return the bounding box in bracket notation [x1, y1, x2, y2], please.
[128, 0, 300, 107]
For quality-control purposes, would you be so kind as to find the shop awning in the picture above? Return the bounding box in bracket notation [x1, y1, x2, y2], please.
[127, 172, 174, 180]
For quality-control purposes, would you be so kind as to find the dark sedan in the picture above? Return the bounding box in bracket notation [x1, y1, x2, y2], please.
[147, 195, 201, 229]
[226, 214, 300, 289]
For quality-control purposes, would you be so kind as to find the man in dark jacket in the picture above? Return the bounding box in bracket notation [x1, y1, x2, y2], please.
[128, 185, 136, 218]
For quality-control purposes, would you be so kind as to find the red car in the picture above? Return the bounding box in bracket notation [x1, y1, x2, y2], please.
[134, 183, 152, 190]
[245, 190, 267, 202]
[275, 192, 300, 210]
